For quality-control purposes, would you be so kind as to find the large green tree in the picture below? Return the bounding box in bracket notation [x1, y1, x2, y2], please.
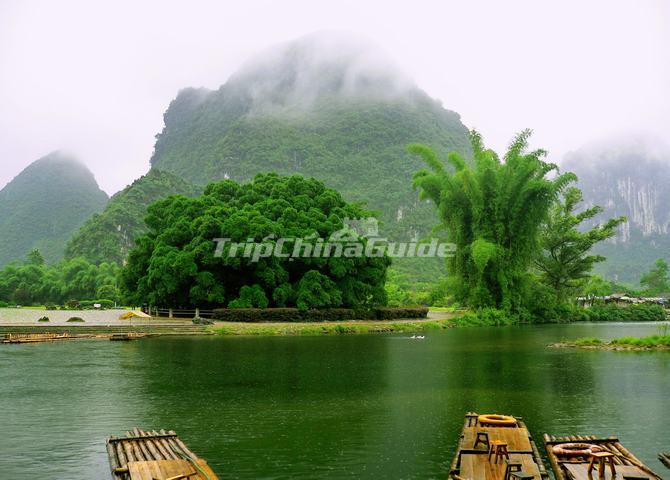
[640, 259, 670, 295]
[121, 173, 390, 309]
[410, 130, 575, 312]
[535, 187, 626, 302]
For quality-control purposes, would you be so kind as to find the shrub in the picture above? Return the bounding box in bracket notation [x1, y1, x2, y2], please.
[585, 303, 667, 322]
[66, 317, 85, 322]
[0, 300, 8, 308]
[37, 316, 50, 322]
[44, 304, 58, 310]
[574, 337, 602, 346]
[78, 299, 115, 310]
[212, 307, 428, 323]
[66, 300, 81, 310]
[228, 285, 269, 309]
[453, 308, 522, 327]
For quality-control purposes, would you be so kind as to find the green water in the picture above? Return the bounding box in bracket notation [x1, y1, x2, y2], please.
[1, 323, 669, 479]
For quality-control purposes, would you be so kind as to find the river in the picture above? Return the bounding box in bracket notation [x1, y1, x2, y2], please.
[1, 322, 668, 479]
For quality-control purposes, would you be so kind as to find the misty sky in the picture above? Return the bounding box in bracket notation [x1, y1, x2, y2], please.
[1, 0, 668, 195]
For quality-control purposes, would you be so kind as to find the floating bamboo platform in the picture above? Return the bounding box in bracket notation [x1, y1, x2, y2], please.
[449, 412, 548, 480]
[659, 452, 670, 470]
[543, 434, 662, 480]
[1, 332, 72, 343]
[106, 428, 219, 480]
[1, 332, 149, 344]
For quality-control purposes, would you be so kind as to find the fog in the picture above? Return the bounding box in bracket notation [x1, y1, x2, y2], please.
[1, 0, 668, 194]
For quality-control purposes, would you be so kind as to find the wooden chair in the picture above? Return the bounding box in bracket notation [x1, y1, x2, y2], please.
[588, 451, 616, 479]
[503, 460, 522, 480]
[473, 431, 490, 450]
[489, 441, 509, 464]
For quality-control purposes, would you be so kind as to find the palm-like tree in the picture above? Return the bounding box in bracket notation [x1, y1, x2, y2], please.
[410, 129, 575, 311]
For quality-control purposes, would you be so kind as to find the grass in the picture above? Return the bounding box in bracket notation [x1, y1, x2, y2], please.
[208, 317, 457, 336]
[611, 335, 670, 347]
[573, 336, 603, 346]
[559, 330, 670, 350]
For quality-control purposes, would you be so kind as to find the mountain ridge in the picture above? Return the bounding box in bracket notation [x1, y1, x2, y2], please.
[0, 151, 109, 266]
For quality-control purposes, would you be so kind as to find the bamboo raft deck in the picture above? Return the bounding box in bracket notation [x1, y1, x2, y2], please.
[659, 452, 670, 470]
[1, 332, 72, 343]
[449, 412, 549, 480]
[543, 434, 662, 480]
[106, 428, 219, 480]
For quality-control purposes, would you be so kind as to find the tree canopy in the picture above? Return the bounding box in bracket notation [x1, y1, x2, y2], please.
[0, 250, 120, 306]
[535, 187, 626, 301]
[121, 173, 390, 309]
[410, 130, 576, 313]
[640, 259, 670, 295]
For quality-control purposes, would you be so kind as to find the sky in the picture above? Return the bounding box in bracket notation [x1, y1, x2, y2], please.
[1, 0, 668, 195]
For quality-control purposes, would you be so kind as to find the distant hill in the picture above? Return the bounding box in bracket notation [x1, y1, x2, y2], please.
[150, 32, 471, 244]
[0, 152, 108, 266]
[562, 138, 670, 284]
[65, 169, 201, 264]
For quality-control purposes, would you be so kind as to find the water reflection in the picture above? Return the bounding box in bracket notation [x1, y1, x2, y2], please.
[0, 322, 668, 479]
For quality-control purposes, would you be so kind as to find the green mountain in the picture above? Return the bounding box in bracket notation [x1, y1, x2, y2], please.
[562, 138, 670, 285]
[150, 32, 471, 244]
[65, 169, 201, 264]
[0, 152, 108, 266]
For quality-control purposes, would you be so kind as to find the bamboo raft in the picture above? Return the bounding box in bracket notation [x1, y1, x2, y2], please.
[106, 428, 219, 480]
[449, 412, 549, 480]
[659, 452, 670, 470]
[543, 434, 662, 480]
[1, 332, 72, 343]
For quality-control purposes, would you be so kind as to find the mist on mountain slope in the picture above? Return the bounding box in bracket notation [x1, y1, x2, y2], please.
[561, 135, 670, 283]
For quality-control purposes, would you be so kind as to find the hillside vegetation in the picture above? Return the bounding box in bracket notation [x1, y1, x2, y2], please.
[65, 169, 201, 264]
[0, 152, 108, 266]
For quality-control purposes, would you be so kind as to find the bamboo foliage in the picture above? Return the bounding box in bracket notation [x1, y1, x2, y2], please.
[410, 130, 576, 311]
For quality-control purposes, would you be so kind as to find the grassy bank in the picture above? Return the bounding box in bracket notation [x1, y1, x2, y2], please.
[208, 314, 458, 336]
[551, 333, 670, 351]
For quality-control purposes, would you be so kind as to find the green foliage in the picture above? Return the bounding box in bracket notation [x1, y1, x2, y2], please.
[37, 316, 50, 322]
[574, 337, 603, 346]
[611, 334, 670, 347]
[453, 308, 523, 327]
[26, 249, 45, 266]
[296, 271, 342, 310]
[580, 275, 641, 297]
[121, 174, 390, 309]
[584, 303, 667, 322]
[411, 130, 576, 313]
[229, 285, 269, 309]
[212, 307, 429, 322]
[571, 334, 670, 348]
[0, 152, 108, 266]
[535, 187, 626, 302]
[384, 268, 454, 307]
[148, 54, 472, 289]
[0, 251, 120, 306]
[640, 259, 670, 295]
[66, 317, 85, 322]
[65, 169, 201, 265]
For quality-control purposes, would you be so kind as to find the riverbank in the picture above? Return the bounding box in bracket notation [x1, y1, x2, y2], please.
[208, 311, 459, 336]
[0, 309, 460, 338]
[549, 333, 670, 351]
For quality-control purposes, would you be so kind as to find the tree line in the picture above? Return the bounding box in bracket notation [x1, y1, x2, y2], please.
[1, 129, 667, 319]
